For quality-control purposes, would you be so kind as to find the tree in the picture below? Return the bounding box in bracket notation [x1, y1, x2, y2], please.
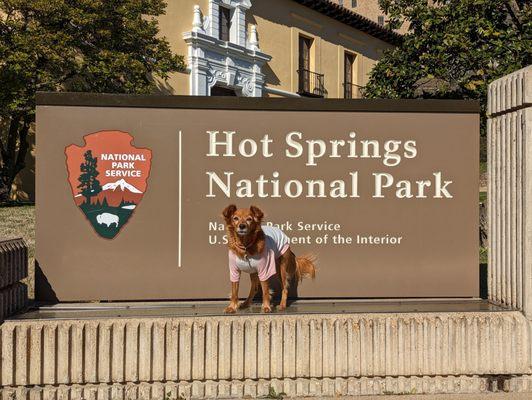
[77, 150, 102, 205]
[364, 0, 531, 160]
[0, 0, 185, 203]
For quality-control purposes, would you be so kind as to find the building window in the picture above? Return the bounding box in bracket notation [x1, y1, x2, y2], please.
[211, 86, 238, 96]
[344, 52, 356, 99]
[299, 36, 312, 72]
[351, 0, 357, 7]
[378, 15, 385, 26]
[297, 35, 325, 97]
[219, 6, 231, 41]
[298, 35, 312, 94]
[185, 1, 272, 97]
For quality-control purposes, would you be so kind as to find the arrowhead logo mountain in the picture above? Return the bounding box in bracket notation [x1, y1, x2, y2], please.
[65, 131, 152, 239]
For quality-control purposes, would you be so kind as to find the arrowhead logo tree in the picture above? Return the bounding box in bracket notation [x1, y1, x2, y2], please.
[65, 131, 152, 239]
[78, 150, 103, 205]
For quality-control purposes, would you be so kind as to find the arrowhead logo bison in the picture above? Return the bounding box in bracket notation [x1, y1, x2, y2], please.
[65, 131, 152, 239]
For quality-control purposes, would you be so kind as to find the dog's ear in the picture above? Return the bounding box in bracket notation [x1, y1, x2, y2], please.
[250, 205, 264, 221]
[222, 204, 237, 222]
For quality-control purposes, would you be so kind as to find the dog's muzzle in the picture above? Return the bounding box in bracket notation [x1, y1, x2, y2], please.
[237, 224, 248, 236]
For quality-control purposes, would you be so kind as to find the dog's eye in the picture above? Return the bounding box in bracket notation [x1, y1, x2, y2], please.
[232, 216, 239, 222]
[246, 217, 252, 222]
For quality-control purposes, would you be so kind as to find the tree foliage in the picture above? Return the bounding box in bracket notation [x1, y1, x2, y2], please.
[365, 0, 531, 156]
[0, 0, 185, 203]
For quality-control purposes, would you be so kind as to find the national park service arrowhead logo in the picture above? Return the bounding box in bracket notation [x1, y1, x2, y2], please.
[65, 131, 152, 239]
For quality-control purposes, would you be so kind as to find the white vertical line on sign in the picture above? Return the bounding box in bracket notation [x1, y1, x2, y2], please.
[178, 130, 183, 267]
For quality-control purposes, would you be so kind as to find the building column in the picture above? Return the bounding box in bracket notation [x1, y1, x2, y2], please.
[231, 6, 246, 46]
[208, 0, 220, 38]
[188, 46, 210, 96]
[487, 65, 532, 316]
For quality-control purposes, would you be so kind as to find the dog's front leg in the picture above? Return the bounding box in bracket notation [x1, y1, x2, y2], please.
[239, 273, 259, 309]
[260, 280, 272, 313]
[224, 282, 239, 313]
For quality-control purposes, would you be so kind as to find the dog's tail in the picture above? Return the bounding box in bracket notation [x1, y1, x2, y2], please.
[295, 254, 317, 282]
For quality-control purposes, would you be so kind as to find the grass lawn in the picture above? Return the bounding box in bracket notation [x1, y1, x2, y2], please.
[480, 161, 487, 176]
[0, 205, 35, 297]
[479, 246, 488, 264]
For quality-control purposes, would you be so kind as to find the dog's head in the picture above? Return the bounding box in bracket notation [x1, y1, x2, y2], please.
[222, 204, 264, 237]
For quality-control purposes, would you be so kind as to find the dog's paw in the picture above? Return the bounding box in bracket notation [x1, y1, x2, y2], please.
[278, 304, 286, 312]
[262, 304, 272, 313]
[224, 305, 237, 314]
[238, 301, 251, 309]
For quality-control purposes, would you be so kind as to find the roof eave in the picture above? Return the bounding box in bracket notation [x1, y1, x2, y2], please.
[291, 0, 403, 46]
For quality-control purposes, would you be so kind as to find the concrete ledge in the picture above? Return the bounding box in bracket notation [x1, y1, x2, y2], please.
[2, 375, 532, 399]
[0, 238, 28, 288]
[1, 311, 529, 388]
[0, 238, 28, 322]
[0, 282, 27, 322]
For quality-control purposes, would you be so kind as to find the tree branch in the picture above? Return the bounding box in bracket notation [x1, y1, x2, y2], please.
[13, 115, 31, 176]
[5, 114, 21, 166]
[0, 115, 21, 203]
[0, 118, 7, 161]
[505, 0, 523, 30]
[0, 137, 7, 164]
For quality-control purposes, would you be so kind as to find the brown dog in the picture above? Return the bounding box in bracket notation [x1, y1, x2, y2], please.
[222, 204, 316, 313]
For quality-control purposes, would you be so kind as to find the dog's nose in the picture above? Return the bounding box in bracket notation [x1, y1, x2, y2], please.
[239, 223, 246, 230]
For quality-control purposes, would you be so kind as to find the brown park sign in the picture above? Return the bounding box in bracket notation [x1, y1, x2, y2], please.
[35, 94, 479, 301]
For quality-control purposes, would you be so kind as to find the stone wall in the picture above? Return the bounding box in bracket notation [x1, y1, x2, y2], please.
[1, 311, 530, 398]
[0, 238, 28, 321]
[3, 376, 532, 399]
[487, 65, 532, 315]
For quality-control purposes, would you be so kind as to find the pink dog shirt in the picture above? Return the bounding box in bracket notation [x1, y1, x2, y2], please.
[229, 225, 290, 282]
